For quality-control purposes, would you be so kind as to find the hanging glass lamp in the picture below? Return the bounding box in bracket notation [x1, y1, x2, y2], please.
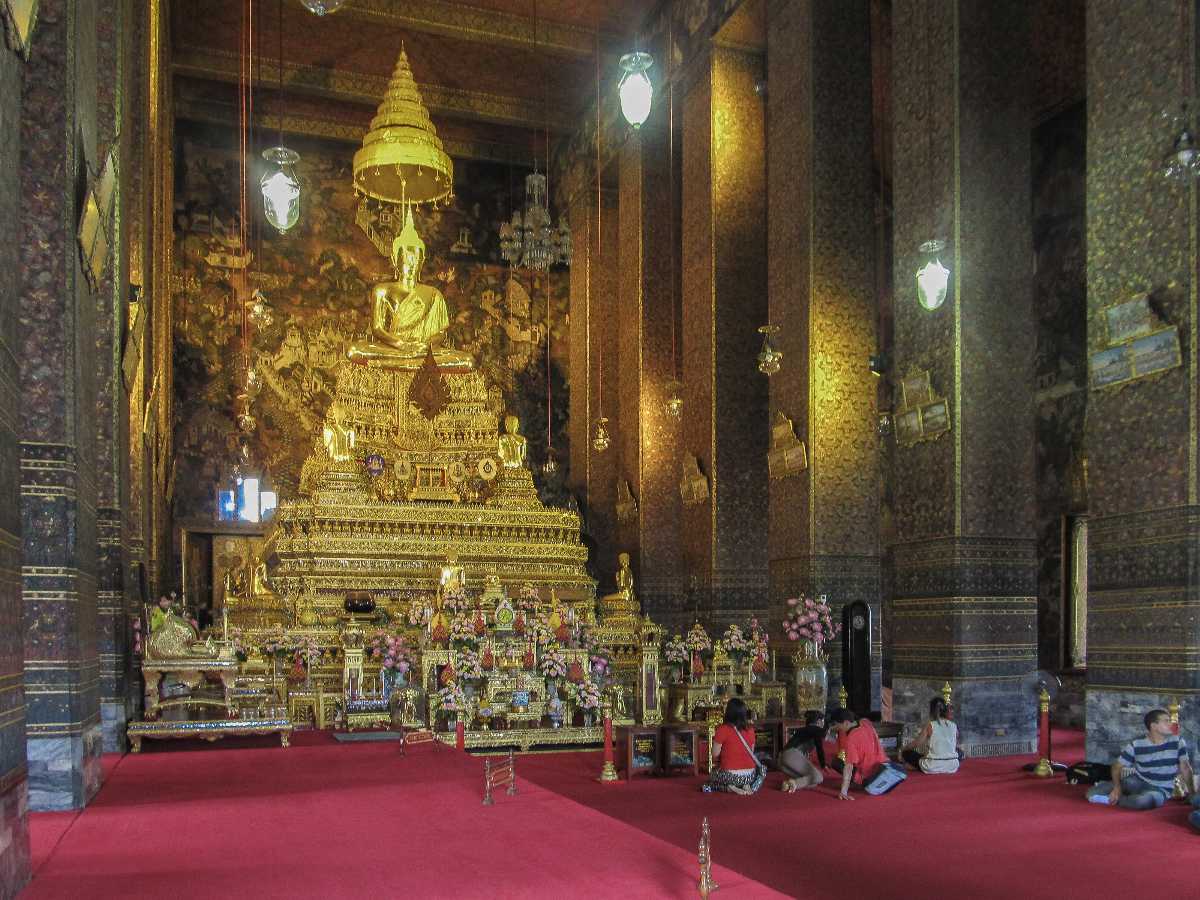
[299, 0, 345, 15]
[261, 146, 301, 233]
[618, 52, 654, 129]
[915, 239, 950, 311]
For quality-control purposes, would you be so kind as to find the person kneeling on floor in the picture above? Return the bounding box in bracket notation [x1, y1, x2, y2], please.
[830, 707, 907, 799]
[1088, 708, 1192, 810]
[702, 698, 765, 795]
[780, 709, 827, 793]
[901, 696, 962, 774]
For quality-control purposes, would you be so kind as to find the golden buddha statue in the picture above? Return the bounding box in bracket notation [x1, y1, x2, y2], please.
[322, 403, 356, 462]
[439, 552, 466, 596]
[599, 552, 641, 627]
[497, 414, 527, 469]
[347, 208, 473, 369]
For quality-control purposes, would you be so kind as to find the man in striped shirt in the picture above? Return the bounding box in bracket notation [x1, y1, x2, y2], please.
[1087, 708, 1193, 809]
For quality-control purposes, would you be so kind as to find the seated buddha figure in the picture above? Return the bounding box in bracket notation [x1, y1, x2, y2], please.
[600, 552, 640, 624]
[347, 208, 473, 370]
[497, 415, 527, 469]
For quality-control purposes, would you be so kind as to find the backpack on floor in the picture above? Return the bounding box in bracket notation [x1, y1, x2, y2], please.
[1065, 761, 1111, 785]
[864, 761, 908, 795]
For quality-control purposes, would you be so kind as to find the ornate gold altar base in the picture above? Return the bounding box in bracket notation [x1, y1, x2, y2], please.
[265, 362, 596, 625]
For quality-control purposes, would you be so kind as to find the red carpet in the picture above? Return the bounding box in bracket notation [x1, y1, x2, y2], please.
[24, 733, 780, 899]
[23, 729, 1198, 899]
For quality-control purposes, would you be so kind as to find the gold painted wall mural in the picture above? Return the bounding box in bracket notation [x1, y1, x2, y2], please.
[171, 123, 569, 520]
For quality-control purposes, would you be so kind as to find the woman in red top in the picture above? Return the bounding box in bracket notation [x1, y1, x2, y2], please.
[703, 699, 765, 795]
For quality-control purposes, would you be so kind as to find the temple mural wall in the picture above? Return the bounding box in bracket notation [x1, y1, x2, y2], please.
[170, 122, 569, 521]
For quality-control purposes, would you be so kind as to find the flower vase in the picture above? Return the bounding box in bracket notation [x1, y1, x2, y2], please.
[790, 640, 828, 715]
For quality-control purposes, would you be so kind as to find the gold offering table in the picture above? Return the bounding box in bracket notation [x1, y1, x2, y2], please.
[128, 715, 293, 753]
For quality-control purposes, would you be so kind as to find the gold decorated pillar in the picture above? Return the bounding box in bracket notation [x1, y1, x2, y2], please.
[679, 41, 769, 627]
[766, 0, 880, 711]
[567, 174, 620, 584]
[616, 121, 683, 622]
[890, 1, 1037, 753]
[1084, 0, 1200, 760]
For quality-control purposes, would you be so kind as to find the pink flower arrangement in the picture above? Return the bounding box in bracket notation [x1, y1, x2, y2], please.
[368, 630, 413, 674]
[539, 647, 568, 680]
[571, 678, 602, 710]
[782, 595, 841, 650]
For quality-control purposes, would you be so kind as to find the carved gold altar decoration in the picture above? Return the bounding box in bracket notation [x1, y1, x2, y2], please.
[767, 411, 807, 480]
[353, 47, 453, 206]
[680, 454, 710, 506]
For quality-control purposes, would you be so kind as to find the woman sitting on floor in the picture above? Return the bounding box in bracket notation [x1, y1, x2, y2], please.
[780, 709, 827, 793]
[703, 698, 764, 795]
[901, 697, 962, 774]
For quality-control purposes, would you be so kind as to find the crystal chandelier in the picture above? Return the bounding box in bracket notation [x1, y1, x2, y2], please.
[299, 0, 345, 13]
[1162, 104, 1200, 181]
[756, 325, 782, 375]
[665, 381, 683, 417]
[592, 417, 611, 452]
[499, 172, 571, 270]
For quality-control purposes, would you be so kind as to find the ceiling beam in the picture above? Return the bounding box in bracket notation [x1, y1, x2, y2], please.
[173, 45, 576, 132]
[331, 0, 615, 59]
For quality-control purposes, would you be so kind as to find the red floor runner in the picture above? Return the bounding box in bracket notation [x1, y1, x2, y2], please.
[515, 730, 1197, 900]
[25, 734, 781, 899]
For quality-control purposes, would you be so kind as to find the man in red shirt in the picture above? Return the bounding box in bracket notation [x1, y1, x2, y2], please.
[831, 707, 889, 799]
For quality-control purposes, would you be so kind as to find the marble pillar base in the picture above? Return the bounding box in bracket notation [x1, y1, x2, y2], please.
[893, 677, 1036, 756]
[101, 701, 129, 753]
[1085, 689, 1198, 763]
[0, 774, 30, 899]
[27, 726, 103, 811]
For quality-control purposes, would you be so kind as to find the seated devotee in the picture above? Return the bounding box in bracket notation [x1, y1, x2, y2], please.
[779, 709, 827, 793]
[830, 707, 905, 798]
[901, 697, 962, 774]
[1087, 708, 1193, 809]
[702, 698, 765, 795]
[1191, 792, 1200, 831]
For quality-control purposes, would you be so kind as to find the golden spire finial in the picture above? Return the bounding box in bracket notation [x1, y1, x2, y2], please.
[393, 207, 425, 257]
[353, 45, 453, 208]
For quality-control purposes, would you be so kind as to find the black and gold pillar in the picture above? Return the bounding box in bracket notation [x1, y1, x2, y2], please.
[890, 0, 1038, 752]
[0, 15, 30, 896]
[19, 0, 104, 808]
[1084, 0, 1200, 758]
[766, 0, 881, 708]
[679, 41, 769, 627]
[615, 115, 683, 624]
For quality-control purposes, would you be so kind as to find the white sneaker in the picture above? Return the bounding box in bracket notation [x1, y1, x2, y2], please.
[1088, 793, 1111, 805]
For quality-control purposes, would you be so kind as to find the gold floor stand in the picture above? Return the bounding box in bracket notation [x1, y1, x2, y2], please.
[435, 725, 604, 752]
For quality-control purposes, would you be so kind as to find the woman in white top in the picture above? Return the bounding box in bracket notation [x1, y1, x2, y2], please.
[901, 697, 961, 774]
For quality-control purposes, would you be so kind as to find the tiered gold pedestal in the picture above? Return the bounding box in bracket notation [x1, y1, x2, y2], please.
[272, 362, 595, 624]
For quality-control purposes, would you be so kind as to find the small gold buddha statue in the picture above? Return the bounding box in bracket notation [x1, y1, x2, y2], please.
[440, 552, 466, 596]
[322, 403, 356, 462]
[347, 208, 473, 370]
[613, 552, 635, 600]
[497, 414, 527, 469]
[600, 552, 641, 625]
